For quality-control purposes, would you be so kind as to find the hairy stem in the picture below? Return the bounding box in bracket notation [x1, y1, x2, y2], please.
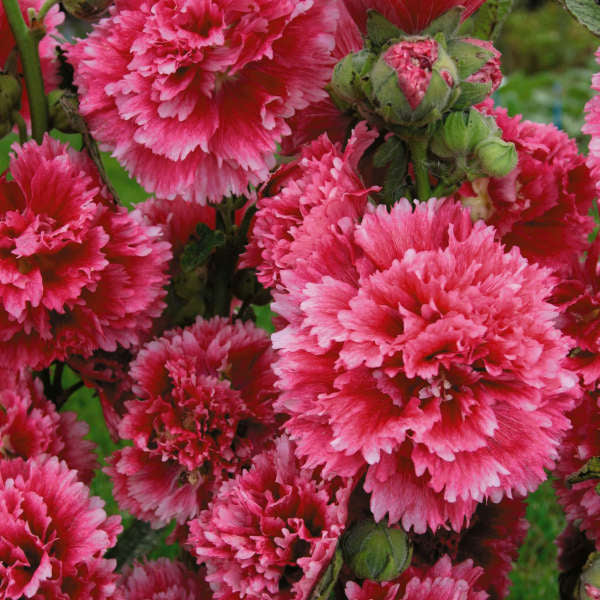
[409, 137, 432, 202]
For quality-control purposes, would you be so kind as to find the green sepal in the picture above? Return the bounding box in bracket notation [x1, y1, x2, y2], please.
[330, 50, 376, 108]
[474, 137, 518, 177]
[341, 519, 412, 583]
[0, 72, 21, 121]
[466, 0, 514, 40]
[423, 6, 464, 37]
[366, 9, 405, 48]
[309, 546, 343, 600]
[452, 80, 493, 110]
[180, 224, 225, 272]
[447, 39, 495, 79]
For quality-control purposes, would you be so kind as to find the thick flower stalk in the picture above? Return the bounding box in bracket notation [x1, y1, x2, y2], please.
[107, 316, 278, 526]
[188, 436, 351, 600]
[0, 136, 171, 369]
[66, 0, 339, 204]
[0, 455, 121, 599]
[272, 198, 577, 533]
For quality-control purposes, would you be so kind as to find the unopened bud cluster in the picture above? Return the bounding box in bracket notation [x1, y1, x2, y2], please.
[0, 73, 21, 137]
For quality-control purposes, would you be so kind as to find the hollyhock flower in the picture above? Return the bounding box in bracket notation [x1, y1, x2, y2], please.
[242, 122, 378, 289]
[66, 0, 339, 204]
[411, 498, 528, 599]
[555, 391, 600, 548]
[188, 436, 351, 600]
[345, 555, 488, 600]
[343, 0, 486, 35]
[0, 455, 121, 599]
[0, 0, 63, 125]
[551, 238, 600, 386]
[0, 135, 171, 370]
[454, 101, 595, 274]
[107, 316, 278, 526]
[120, 558, 210, 599]
[0, 368, 97, 483]
[273, 198, 576, 533]
[584, 47, 600, 194]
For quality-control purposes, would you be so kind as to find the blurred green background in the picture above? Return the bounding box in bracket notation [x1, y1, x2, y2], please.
[1, 0, 598, 595]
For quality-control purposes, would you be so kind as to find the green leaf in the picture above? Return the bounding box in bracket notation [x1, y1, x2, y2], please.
[423, 6, 464, 37]
[180, 223, 225, 272]
[309, 547, 343, 600]
[468, 0, 514, 40]
[567, 456, 600, 488]
[382, 148, 409, 205]
[562, 0, 600, 36]
[372, 135, 405, 168]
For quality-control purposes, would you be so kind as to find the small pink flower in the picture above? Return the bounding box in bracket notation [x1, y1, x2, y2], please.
[0, 369, 97, 483]
[119, 558, 210, 599]
[188, 436, 351, 600]
[0, 136, 171, 369]
[242, 122, 378, 289]
[0, 455, 121, 599]
[454, 101, 595, 274]
[67, 0, 339, 203]
[107, 316, 278, 526]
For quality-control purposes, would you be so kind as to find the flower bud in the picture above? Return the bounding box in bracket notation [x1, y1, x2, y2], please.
[341, 519, 412, 582]
[329, 50, 376, 111]
[48, 90, 79, 133]
[474, 137, 517, 178]
[578, 552, 600, 599]
[0, 73, 21, 122]
[62, 0, 113, 20]
[369, 37, 459, 127]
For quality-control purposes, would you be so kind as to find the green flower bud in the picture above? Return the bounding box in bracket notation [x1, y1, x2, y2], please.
[368, 36, 458, 127]
[341, 519, 412, 582]
[474, 137, 518, 178]
[329, 50, 376, 111]
[578, 552, 600, 599]
[62, 0, 113, 20]
[0, 73, 21, 121]
[48, 90, 79, 133]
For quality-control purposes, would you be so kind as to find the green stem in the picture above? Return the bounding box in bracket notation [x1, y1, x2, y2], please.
[2, 0, 48, 142]
[408, 138, 432, 202]
[36, 0, 59, 22]
[12, 110, 27, 144]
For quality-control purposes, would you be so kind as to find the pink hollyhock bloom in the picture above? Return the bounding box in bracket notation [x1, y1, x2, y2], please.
[0, 135, 171, 370]
[0, 369, 97, 483]
[188, 436, 350, 600]
[107, 316, 278, 526]
[555, 391, 600, 548]
[120, 558, 210, 599]
[384, 39, 452, 109]
[454, 101, 595, 274]
[346, 555, 488, 600]
[0, 0, 63, 125]
[273, 198, 577, 533]
[242, 122, 378, 289]
[343, 0, 486, 34]
[583, 47, 600, 195]
[66, 0, 339, 204]
[0, 455, 121, 599]
[551, 238, 600, 386]
[411, 498, 528, 599]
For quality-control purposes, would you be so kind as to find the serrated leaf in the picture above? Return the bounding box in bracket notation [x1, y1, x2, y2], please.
[180, 224, 225, 272]
[562, 0, 600, 36]
[468, 0, 514, 40]
[373, 136, 405, 168]
[309, 547, 343, 600]
[383, 151, 409, 205]
[366, 10, 404, 47]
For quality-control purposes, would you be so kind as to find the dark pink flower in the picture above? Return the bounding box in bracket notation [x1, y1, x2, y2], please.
[454, 101, 595, 275]
[120, 558, 210, 599]
[273, 198, 576, 533]
[242, 122, 378, 289]
[0, 0, 63, 125]
[0, 135, 171, 369]
[0, 455, 121, 599]
[0, 369, 97, 483]
[346, 555, 489, 600]
[555, 391, 600, 548]
[67, 0, 339, 203]
[107, 316, 278, 526]
[411, 498, 528, 599]
[188, 436, 350, 600]
[343, 0, 486, 34]
[583, 47, 600, 196]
